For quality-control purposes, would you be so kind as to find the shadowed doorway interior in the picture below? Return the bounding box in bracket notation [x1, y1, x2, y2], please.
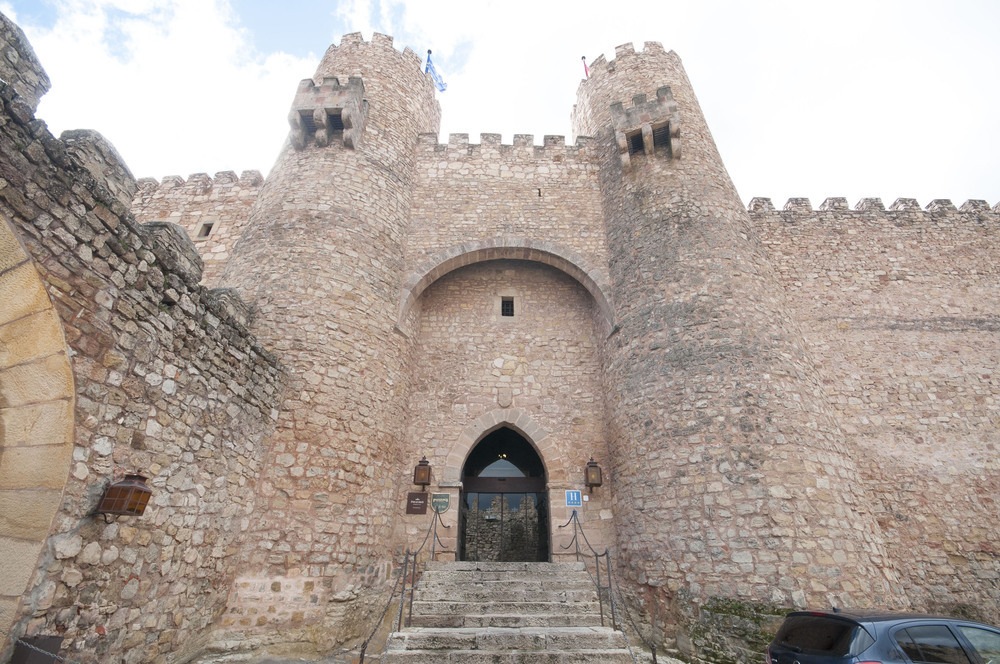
[460, 428, 549, 562]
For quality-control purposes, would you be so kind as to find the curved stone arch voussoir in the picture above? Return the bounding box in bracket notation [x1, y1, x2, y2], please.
[398, 239, 615, 332]
[443, 408, 563, 486]
[0, 215, 75, 639]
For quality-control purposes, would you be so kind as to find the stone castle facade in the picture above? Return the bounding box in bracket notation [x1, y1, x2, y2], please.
[1, 13, 997, 664]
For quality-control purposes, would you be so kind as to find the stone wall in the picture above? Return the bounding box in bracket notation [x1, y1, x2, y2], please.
[215, 32, 443, 654]
[574, 42, 901, 662]
[408, 133, 606, 271]
[132, 171, 265, 287]
[397, 260, 614, 556]
[0, 13, 49, 112]
[0, 14, 285, 662]
[749, 196, 1000, 625]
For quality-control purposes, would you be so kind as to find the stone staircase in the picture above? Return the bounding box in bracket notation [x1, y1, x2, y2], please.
[383, 560, 636, 663]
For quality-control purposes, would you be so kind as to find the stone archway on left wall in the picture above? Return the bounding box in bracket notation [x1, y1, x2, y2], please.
[0, 215, 75, 647]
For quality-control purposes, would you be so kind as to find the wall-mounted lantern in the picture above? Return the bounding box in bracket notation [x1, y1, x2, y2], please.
[95, 473, 152, 519]
[413, 456, 432, 487]
[585, 457, 603, 492]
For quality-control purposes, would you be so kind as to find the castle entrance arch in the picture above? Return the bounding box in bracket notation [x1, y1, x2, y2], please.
[460, 427, 549, 562]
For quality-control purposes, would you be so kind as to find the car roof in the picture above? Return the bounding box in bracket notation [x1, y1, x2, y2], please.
[786, 610, 965, 624]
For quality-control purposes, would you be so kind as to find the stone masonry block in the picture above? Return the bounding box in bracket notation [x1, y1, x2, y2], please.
[0, 489, 62, 540]
[136, 221, 204, 287]
[0, 537, 44, 595]
[0, 221, 29, 273]
[0, 400, 74, 446]
[0, 311, 66, 369]
[0, 262, 52, 325]
[0, 354, 73, 408]
[0, 444, 72, 489]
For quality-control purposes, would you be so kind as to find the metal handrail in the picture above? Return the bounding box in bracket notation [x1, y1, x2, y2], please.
[558, 509, 658, 663]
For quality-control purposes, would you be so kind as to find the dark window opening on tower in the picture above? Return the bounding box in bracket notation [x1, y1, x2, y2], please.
[328, 111, 344, 131]
[197, 222, 214, 238]
[652, 123, 671, 152]
[627, 131, 644, 155]
[501, 297, 514, 317]
[299, 111, 317, 134]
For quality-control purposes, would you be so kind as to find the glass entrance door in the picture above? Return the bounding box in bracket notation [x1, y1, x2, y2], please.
[460, 491, 548, 562]
[459, 427, 549, 562]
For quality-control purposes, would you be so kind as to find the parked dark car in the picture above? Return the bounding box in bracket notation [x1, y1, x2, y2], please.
[767, 611, 1000, 664]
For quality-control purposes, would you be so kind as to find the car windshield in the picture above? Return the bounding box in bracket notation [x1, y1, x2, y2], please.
[774, 615, 875, 657]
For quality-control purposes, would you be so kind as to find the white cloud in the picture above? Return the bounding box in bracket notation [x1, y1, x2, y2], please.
[11, 0, 1000, 205]
[24, 0, 317, 179]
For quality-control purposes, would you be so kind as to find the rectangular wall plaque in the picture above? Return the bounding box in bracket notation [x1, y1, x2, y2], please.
[406, 492, 428, 515]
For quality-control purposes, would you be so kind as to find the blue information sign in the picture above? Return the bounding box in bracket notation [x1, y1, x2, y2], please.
[565, 490, 582, 507]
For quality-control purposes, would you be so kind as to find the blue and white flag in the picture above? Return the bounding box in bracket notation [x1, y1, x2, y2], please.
[425, 50, 447, 92]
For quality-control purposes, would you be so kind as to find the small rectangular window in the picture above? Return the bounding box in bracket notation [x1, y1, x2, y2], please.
[501, 297, 514, 317]
[197, 222, 214, 238]
[627, 131, 644, 155]
[328, 111, 344, 131]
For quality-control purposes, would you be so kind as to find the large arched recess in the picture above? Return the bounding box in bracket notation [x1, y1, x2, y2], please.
[397, 238, 616, 334]
[0, 215, 75, 643]
[440, 408, 565, 486]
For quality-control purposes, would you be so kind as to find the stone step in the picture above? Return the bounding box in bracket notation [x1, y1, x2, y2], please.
[410, 600, 601, 617]
[419, 573, 595, 588]
[384, 561, 636, 664]
[381, 648, 635, 663]
[388, 626, 628, 651]
[416, 586, 597, 603]
[410, 613, 604, 628]
[425, 561, 587, 572]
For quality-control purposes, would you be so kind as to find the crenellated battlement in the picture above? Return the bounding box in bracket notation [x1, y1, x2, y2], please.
[584, 41, 670, 85]
[416, 132, 594, 159]
[749, 196, 1000, 221]
[135, 170, 264, 197]
[571, 39, 686, 144]
[322, 31, 424, 72]
[314, 31, 433, 101]
[132, 170, 265, 286]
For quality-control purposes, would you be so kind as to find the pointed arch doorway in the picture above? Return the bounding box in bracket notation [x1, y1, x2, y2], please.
[459, 427, 549, 562]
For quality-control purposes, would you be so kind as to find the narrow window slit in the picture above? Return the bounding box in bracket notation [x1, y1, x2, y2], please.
[501, 297, 514, 317]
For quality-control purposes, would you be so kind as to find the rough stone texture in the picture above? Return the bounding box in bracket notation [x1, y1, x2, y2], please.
[0, 12, 49, 112]
[216, 31, 442, 652]
[572, 45, 903, 662]
[132, 170, 264, 286]
[0, 14, 285, 663]
[2, 14, 998, 664]
[748, 199, 1000, 625]
[397, 260, 614, 557]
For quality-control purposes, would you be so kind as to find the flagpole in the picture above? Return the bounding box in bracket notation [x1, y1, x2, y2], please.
[582, 56, 589, 79]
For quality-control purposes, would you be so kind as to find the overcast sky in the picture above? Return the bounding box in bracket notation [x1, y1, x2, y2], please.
[4, 0, 999, 208]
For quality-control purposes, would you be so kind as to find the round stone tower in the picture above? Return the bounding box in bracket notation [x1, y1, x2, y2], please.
[222, 32, 440, 585]
[573, 43, 901, 640]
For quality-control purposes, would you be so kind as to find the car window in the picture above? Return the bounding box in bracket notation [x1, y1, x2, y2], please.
[774, 615, 874, 656]
[957, 626, 1000, 663]
[895, 626, 972, 664]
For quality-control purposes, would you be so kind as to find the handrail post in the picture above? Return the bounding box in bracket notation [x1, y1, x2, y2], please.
[594, 550, 604, 626]
[406, 551, 418, 627]
[395, 552, 409, 632]
[431, 512, 438, 559]
[605, 552, 620, 631]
